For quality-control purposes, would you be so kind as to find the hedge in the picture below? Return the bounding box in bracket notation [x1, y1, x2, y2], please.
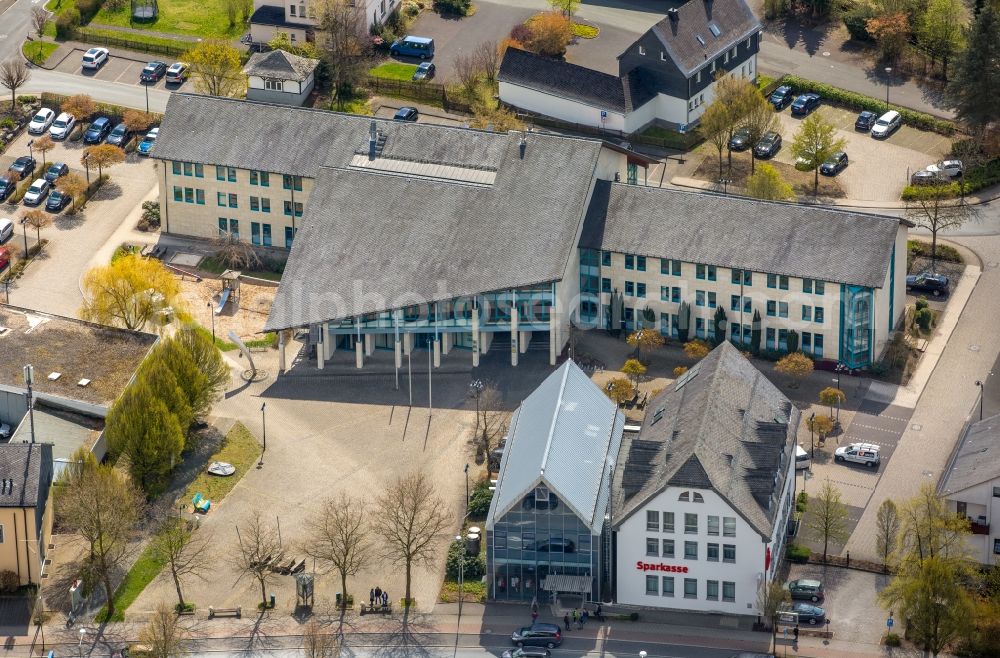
[900, 157, 1000, 200]
[907, 239, 962, 264]
[777, 74, 957, 136]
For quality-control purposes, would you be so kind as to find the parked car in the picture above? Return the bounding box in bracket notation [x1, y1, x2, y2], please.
[44, 162, 69, 183]
[81, 47, 109, 70]
[0, 248, 8, 273]
[834, 442, 881, 467]
[389, 35, 435, 59]
[140, 61, 168, 83]
[754, 131, 782, 158]
[138, 127, 159, 156]
[46, 189, 70, 213]
[926, 159, 964, 179]
[728, 126, 752, 151]
[28, 107, 56, 134]
[788, 579, 825, 602]
[819, 151, 848, 176]
[165, 62, 189, 84]
[9, 156, 36, 178]
[906, 272, 949, 296]
[911, 169, 945, 186]
[393, 107, 419, 122]
[107, 122, 130, 147]
[22, 178, 51, 206]
[49, 112, 76, 140]
[769, 85, 793, 110]
[854, 110, 877, 131]
[790, 602, 826, 625]
[790, 92, 821, 116]
[0, 176, 16, 202]
[501, 648, 551, 658]
[870, 110, 901, 139]
[511, 623, 562, 649]
[0, 218, 12, 243]
[84, 117, 113, 144]
[412, 62, 435, 81]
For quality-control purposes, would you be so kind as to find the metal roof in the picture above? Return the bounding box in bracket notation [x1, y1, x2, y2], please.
[486, 360, 625, 534]
[939, 414, 1000, 496]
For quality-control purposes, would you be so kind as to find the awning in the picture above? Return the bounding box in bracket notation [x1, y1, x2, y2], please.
[542, 575, 592, 594]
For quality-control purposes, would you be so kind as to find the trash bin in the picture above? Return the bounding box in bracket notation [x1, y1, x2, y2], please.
[269, 593, 275, 608]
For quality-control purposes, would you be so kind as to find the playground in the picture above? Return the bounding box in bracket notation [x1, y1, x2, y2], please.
[176, 270, 276, 344]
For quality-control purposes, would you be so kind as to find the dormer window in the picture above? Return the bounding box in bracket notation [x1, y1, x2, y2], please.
[639, 45, 646, 56]
[696, 70, 701, 84]
[660, 51, 666, 61]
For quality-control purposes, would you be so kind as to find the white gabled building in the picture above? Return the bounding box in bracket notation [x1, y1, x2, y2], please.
[612, 342, 797, 615]
[939, 414, 1000, 565]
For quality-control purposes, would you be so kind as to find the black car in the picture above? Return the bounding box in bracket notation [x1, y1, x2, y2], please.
[728, 126, 751, 151]
[511, 623, 563, 649]
[44, 162, 69, 183]
[819, 151, 848, 175]
[9, 156, 36, 179]
[140, 61, 167, 82]
[46, 189, 69, 213]
[754, 131, 782, 158]
[412, 62, 436, 81]
[790, 92, 821, 116]
[393, 107, 419, 122]
[769, 85, 793, 110]
[106, 122, 130, 147]
[0, 176, 15, 201]
[906, 272, 949, 296]
[855, 110, 877, 131]
[790, 603, 826, 625]
[84, 117, 112, 144]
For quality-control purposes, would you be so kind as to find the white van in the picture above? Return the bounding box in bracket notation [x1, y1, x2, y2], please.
[870, 110, 901, 139]
[0, 218, 14, 244]
[795, 444, 811, 470]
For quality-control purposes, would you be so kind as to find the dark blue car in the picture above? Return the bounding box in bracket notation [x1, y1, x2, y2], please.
[855, 110, 877, 131]
[791, 93, 821, 116]
[791, 602, 826, 625]
[84, 117, 112, 144]
[769, 85, 793, 110]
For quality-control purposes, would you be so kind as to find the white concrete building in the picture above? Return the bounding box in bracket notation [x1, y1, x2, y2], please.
[612, 342, 797, 615]
[248, 0, 396, 47]
[939, 414, 1000, 564]
[244, 49, 318, 106]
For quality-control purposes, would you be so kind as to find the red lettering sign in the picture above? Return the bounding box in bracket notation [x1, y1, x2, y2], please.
[635, 561, 689, 574]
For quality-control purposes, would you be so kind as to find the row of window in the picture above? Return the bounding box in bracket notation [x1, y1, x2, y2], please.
[646, 538, 736, 562]
[764, 301, 825, 323]
[208, 164, 303, 191]
[172, 162, 204, 178]
[173, 186, 205, 205]
[218, 218, 296, 248]
[645, 576, 736, 602]
[213, 192, 303, 217]
[645, 511, 737, 537]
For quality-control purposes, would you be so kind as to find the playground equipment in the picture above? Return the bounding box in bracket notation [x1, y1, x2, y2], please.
[131, 0, 158, 21]
[215, 270, 241, 315]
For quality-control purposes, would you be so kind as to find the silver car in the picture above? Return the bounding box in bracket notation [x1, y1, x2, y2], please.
[926, 159, 963, 179]
[22, 179, 51, 206]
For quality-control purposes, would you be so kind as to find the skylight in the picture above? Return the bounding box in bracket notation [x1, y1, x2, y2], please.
[709, 23, 722, 37]
[695, 34, 706, 47]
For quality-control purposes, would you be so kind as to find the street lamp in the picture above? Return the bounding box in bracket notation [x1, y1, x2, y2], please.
[884, 67, 892, 111]
[82, 152, 91, 190]
[809, 411, 816, 460]
[78, 628, 87, 658]
[144, 80, 150, 114]
[464, 463, 470, 509]
[976, 380, 985, 421]
[258, 402, 266, 467]
[834, 363, 849, 424]
[26, 139, 33, 166]
[19, 217, 28, 260]
[24, 365, 35, 443]
[206, 301, 215, 343]
[455, 533, 466, 654]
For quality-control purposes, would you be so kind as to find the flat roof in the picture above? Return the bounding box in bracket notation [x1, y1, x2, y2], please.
[10, 405, 102, 464]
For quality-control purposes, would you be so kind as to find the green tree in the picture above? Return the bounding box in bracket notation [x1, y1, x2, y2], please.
[621, 358, 647, 388]
[875, 498, 901, 573]
[750, 309, 762, 353]
[105, 382, 185, 495]
[605, 377, 635, 405]
[548, 0, 580, 17]
[711, 307, 728, 346]
[947, 6, 1000, 132]
[787, 329, 800, 354]
[791, 113, 846, 195]
[713, 75, 756, 171]
[156, 338, 212, 420]
[806, 479, 850, 561]
[137, 356, 193, 432]
[746, 163, 794, 200]
[80, 255, 182, 330]
[188, 39, 245, 98]
[676, 301, 691, 342]
[918, 0, 966, 80]
[626, 328, 665, 361]
[740, 87, 779, 174]
[819, 386, 846, 417]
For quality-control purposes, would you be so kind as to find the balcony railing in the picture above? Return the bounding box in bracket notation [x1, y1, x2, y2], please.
[970, 520, 990, 535]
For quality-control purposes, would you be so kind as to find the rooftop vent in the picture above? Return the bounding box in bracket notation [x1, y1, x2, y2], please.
[48, 372, 61, 381]
[695, 34, 706, 47]
[651, 406, 666, 425]
[519, 136, 527, 159]
[78, 379, 91, 387]
[667, 7, 679, 21]
[0, 478, 13, 495]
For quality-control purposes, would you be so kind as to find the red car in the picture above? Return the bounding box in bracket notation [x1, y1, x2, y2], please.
[0, 246, 10, 272]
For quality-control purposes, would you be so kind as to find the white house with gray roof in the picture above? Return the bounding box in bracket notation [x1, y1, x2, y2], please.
[486, 360, 625, 603]
[244, 50, 318, 106]
[612, 342, 797, 614]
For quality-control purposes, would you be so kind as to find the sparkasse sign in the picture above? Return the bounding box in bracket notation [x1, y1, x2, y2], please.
[635, 561, 690, 573]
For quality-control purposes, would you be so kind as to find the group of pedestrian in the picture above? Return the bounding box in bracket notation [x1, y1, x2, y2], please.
[561, 608, 590, 631]
[369, 586, 389, 609]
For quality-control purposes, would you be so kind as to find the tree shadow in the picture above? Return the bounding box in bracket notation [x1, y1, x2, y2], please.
[91, 180, 123, 202]
[55, 211, 87, 231]
[766, 14, 837, 57]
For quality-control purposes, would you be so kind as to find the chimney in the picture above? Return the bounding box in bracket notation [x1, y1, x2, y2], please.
[368, 120, 378, 160]
[519, 136, 527, 159]
[667, 7, 679, 21]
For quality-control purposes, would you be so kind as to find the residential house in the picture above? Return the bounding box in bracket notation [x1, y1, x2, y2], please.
[244, 49, 319, 106]
[248, 0, 397, 47]
[0, 443, 54, 586]
[939, 414, 1000, 564]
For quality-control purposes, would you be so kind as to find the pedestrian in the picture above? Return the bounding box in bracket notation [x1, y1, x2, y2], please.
[369, 588, 375, 607]
[595, 604, 603, 622]
[375, 585, 382, 602]
[581, 609, 589, 625]
[383, 591, 388, 606]
[563, 613, 571, 632]
[793, 625, 799, 642]
[531, 610, 538, 623]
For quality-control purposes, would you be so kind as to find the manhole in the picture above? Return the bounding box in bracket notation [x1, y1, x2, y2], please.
[823, 51, 830, 56]
[970, 345, 981, 352]
[911, 424, 922, 431]
[923, 470, 934, 478]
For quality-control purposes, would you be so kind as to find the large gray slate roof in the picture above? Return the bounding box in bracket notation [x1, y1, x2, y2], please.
[243, 49, 318, 82]
[486, 360, 625, 534]
[647, 0, 762, 77]
[499, 48, 656, 114]
[939, 414, 1000, 495]
[581, 181, 905, 288]
[613, 342, 797, 538]
[0, 443, 52, 508]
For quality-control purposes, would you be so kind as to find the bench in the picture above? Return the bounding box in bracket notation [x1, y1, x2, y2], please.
[208, 606, 242, 619]
[359, 603, 392, 616]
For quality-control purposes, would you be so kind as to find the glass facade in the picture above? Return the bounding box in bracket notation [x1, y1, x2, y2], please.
[488, 488, 602, 602]
[840, 285, 873, 368]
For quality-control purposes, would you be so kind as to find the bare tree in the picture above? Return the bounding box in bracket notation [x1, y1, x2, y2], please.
[303, 618, 339, 658]
[476, 40, 500, 85]
[22, 209, 52, 254]
[139, 601, 187, 658]
[315, 0, 372, 108]
[213, 230, 263, 270]
[454, 53, 482, 101]
[373, 471, 453, 609]
[805, 478, 850, 562]
[875, 498, 901, 573]
[476, 384, 508, 467]
[31, 7, 50, 38]
[148, 516, 212, 610]
[0, 59, 30, 110]
[302, 493, 370, 605]
[58, 463, 144, 620]
[232, 512, 283, 608]
[757, 580, 791, 652]
[906, 186, 977, 265]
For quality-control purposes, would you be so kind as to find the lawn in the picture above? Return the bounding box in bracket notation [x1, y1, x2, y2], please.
[23, 41, 59, 66]
[100, 543, 170, 621]
[182, 421, 261, 503]
[91, 0, 244, 39]
[198, 255, 283, 282]
[369, 62, 418, 82]
[77, 27, 194, 54]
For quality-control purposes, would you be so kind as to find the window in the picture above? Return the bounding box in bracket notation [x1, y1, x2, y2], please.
[282, 174, 303, 191]
[228, 193, 238, 208]
[637, 283, 647, 299]
[196, 189, 205, 204]
[625, 254, 634, 270]
[195, 163, 204, 178]
[284, 200, 304, 217]
[802, 306, 812, 322]
[696, 70, 702, 84]
[707, 543, 719, 561]
[993, 486, 1000, 498]
[0, 524, 4, 543]
[723, 544, 736, 563]
[767, 274, 789, 289]
[636, 256, 646, 272]
[815, 281, 825, 295]
[707, 292, 716, 308]
[647, 511, 660, 531]
[646, 538, 659, 556]
[731, 295, 740, 312]
[731, 269, 752, 286]
[803, 332, 812, 353]
[723, 517, 736, 537]
[227, 167, 237, 182]
[707, 516, 719, 535]
[182, 162, 192, 176]
[602, 278, 611, 293]
[661, 259, 681, 276]
[679, 492, 690, 502]
[661, 286, 671, 302]
[803, 279, 812, 294]
[779, 302, 788, 318]
[684, 541, 697, 559]
[662, 512, 675, 533]
[696, 290, 706, 307]
[685, 513, 698, 534]
[707, 580, 719, 600]
[285, 226, 296, 248]
[172, 161, 181, 175]
[251, 171, 270, 186]
[696, 317, 705, 338]
[625, 281, 634, 297]
[646, 575, 658, 595]
[639, 45, 646, 56]
[662, 539, 675, 558]
[767, 301, 776, 317]
[696, 264, 715, 280]
[815, 307, 824, 323]
[602, 251, 611, 267]
[184, 188, 193, 203]
[216, 165, 225, 181]
[684, 578, 697, 599]
[262, 223, 272, 247]
[289, 3, 296, 14]
[662, 576, 675, 597]
[264, 78, 283, 91]
[814, 334, 824, 358]
[173, 186, 182, 202]
[995, 538, 1000, 554]
[250, 197, 260, 212]
[217, 192, 226, 206]
[261, 198, 271, 213]
[251, 221, 262, 246]
[723, 581, 735, 602]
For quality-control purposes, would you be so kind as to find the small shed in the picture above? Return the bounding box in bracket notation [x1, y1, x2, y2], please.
[244, 50, 319, 107]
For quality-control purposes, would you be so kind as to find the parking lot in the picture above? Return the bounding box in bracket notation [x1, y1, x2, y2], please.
[53, 48, 190, 92]
[785, 563, 891, 646]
